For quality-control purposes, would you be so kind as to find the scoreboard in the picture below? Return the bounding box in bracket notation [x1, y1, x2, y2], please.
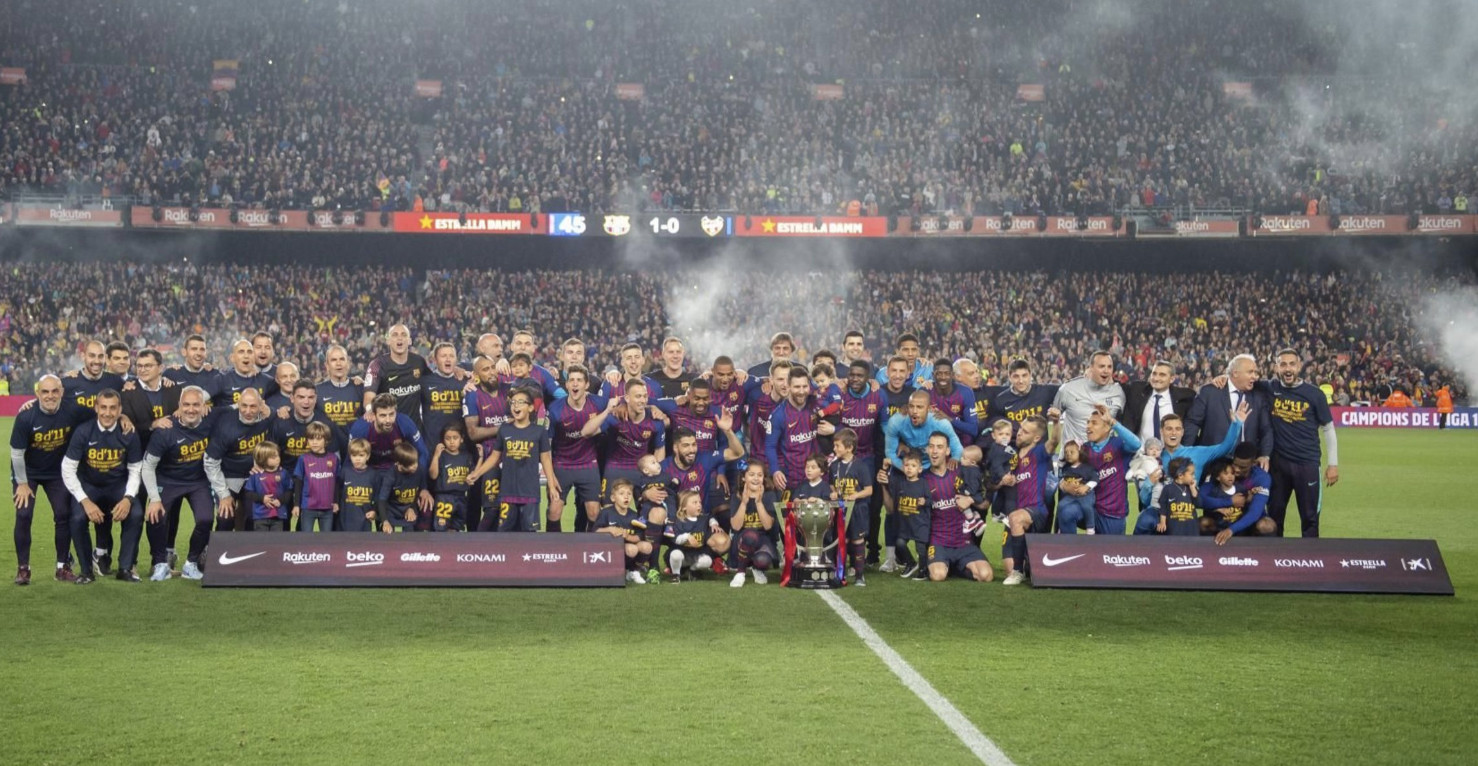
[548, 213, 733, 238]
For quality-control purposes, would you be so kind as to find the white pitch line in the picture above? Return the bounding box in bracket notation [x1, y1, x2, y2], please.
[817, 590, 1016, 766]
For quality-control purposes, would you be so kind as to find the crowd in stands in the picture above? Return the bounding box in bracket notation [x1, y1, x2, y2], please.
[0, 261, 1467, 407]
[1, 0, 1472, 218]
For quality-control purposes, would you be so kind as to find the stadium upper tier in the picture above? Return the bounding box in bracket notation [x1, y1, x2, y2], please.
[1, 0, 1472, 219]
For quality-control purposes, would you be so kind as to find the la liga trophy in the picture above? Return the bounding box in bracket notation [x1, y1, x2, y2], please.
[782, 497, 846, 589]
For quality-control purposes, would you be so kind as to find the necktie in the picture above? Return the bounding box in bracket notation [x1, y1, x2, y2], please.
[1151, 393, 1162, 440]
[1232, 391, 1244, 441]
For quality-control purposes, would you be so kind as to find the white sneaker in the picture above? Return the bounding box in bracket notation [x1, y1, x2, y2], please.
[181, 561, 204, 580]
[1084, 528, 1096, 535]
[626, 570, 647, 585]
[1002, 571, 1025, 586]
[751, 569, 768, 585]
[149, 563, 171, 581]
[878, 558, 900, 573]
[730, 572, 746, 588]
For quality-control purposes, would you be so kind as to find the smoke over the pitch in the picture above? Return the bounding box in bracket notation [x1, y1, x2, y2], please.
[617, 235, 862, 371]
[1417, 288, 1478, 391]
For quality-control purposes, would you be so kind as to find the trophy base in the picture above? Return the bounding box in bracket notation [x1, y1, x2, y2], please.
[789, 565, 844, 590]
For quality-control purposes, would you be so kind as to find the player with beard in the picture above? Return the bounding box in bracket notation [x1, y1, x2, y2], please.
[362, 324, 430, 426]
[272, 381, 345, 479]
[64, 340, 126, 412]
[747, 332, 796, 379]
[548, 366, 620, 532]
[1000, 415, 1056, 584]
[61, 390, 143, 583]
[655, 378, 731, 510]
[921, 433, 992, 583]
[462, 357, 510, 532]
[506, 330, 563, 403]
[1076, 405, 1142, 536]
[10, 375, 91, 584]
[1260, 348, 1339, 537]
[316, 344, 364, 428]
[1200, 443, 1279, 542]
[251, 332, 276, 373]
[601, 379, 667, 499]
[929, 358, 979, 446]
[658, 425, 745, 563]
[205, 388, 275, 532]
[650, 337, 695, 398]
[348, 393, 430, 471]
[421, 342, 469, 450]
[216, 339, 277, 407]
[765, 367, 836, 494]
[142, 386, 214, 581]
[989, 359, 1059, 432]
[165, 334, 222, 402]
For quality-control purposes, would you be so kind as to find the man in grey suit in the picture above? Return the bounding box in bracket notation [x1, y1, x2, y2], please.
[1185, 354, 1273, 470]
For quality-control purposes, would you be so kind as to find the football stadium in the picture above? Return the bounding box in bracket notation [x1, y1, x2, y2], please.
[2, 1, 1476, 764]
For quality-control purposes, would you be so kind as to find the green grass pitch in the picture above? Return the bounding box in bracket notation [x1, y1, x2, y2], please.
[2, 418, 1475, 765]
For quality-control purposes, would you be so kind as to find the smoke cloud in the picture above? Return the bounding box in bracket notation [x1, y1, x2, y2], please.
[1417, 288, 1478, 392]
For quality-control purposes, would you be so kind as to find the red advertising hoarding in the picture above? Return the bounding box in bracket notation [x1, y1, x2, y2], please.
[12, 205, 123, 228]
[392, 211, 547, 235]
[1332, 406, 1477, 429]
[1026, 535, 1452, 595]
[202, 533, 625, 588]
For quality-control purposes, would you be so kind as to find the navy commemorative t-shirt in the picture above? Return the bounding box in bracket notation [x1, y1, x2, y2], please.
[493, 421, 550, 503]
[65, 421, 142, 487]
[12, 402, 90, 481]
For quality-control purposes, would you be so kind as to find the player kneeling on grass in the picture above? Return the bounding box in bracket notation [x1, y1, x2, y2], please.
[380, 442, 431, 533]
[920, 433, 993, 583]
[1198, 444, 1278, 543]
[595, 479, 653, 584]
[728, 460, 779, 587]
[664, 490, 728, 582]
[242, 443, 293, 532]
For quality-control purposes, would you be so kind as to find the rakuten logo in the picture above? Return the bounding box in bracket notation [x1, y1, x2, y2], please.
[1164, 555, 1204, 571]
[1218, 556, 1259, 567]
[345, 551, 385, 567]
[1102, 555, 1151, 568]
[400, 552, 441, 563]
[283, 552, 331, 565]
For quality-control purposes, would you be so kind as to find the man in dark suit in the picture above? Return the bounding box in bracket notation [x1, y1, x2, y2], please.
[1122, 361, 1195, 442]
[120, 349, 183, 568]
[1184, 354, 1273, 469]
